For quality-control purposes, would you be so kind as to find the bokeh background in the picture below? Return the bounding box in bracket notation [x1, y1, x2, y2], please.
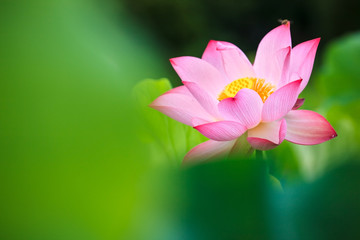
[1, 0, 360, 239]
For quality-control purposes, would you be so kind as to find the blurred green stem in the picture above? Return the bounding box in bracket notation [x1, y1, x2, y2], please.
[256, 150, 263, 160]
[256, 150, 284, 191]
[230, 132, 254, 159]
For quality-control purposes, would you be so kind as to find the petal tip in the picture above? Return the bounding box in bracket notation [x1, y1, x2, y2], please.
[169, 58, 177, 66]
[293, 78, 303, 85]
[326, 121, 337, 140]
[148, 102, 155, 109]
[285, 110, 338, 145]
[331, 130, 338, 139]
[208, 39, 217, 45]
[169, 56, 191, 66]
[279, 19, 291, 28]
[307, 38, 321, 49]
[292, 98, 305, 110]
[215, 41, 237, 51]
[148, 97, 160, 109]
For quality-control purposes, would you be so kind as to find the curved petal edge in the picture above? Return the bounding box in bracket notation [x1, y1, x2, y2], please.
[218, 88, 263, 129]
[285, 110, 337, 145]
[194, 120, 247, 141]
[247, 119, 287, 150]
[262, 79, 302, 122]
[183, 140, 236, 165]
[292, 98, 305, 110]
[150, 87, 214, 126]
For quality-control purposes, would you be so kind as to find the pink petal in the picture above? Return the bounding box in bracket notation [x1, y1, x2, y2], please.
[170, 56, 226, 97]
[255, 46, 291, 86]
[183, 139, 237, 165]
[216, 41, 256, 81]
[150, 86, 214, 126]
[289, 38, 320, 92]
[201, 40, 228, 81]
[247, 119, 287, 150]
[194, 120, 247, 141]
[183, 81, 221, 119]
[192, 117, 209, 126]
[165, 85, 193, 95]
[247, 138, 278, 151]
[277, 47, 292, 87]
[253, 23, 292, 84]
[285, 110, 337, 145]
[292, 98, 305, 110]
[262, 79, 302, 122]
[218, 88, 263, 129]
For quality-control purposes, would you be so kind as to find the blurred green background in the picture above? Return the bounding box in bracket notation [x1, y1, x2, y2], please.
[0, 0, 359, 239]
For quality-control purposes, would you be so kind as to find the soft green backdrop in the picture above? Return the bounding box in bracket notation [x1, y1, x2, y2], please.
[1, 0, 359, 239]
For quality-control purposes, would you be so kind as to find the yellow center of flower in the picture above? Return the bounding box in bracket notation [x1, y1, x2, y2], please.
[217, 77, 275, 102]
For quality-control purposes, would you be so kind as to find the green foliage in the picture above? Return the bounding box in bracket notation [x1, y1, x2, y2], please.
[316, 32, 360, 99]
[315, 32, 360, 147]
[0, 1, 167, 239]
[272, 161, 360, 240]
[1, 0, 360, 238]
[133, 78, 207, 166]
[130, 158, 360, 240]
[304, 32, 360, 175]
[179, 159, 271, 240]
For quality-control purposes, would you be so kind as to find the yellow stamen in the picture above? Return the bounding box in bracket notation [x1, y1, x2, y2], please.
[252, 79, 275, 102]
[217, 77, 275, 102]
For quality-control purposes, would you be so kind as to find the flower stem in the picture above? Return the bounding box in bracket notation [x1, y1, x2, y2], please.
[229, 132, 254, 159]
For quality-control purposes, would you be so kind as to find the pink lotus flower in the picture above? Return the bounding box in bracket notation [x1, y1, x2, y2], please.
[150, 23, 337, 164]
